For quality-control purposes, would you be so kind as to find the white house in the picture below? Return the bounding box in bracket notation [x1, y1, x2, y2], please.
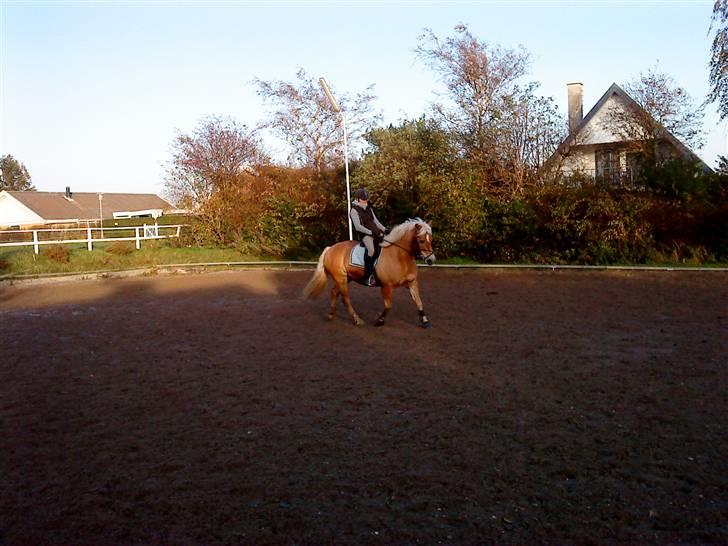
[0, 188, 175, 228]
[547, 82, 710, 185]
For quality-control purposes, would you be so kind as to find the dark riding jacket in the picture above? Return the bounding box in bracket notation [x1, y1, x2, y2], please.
[350, 202, 386, 240]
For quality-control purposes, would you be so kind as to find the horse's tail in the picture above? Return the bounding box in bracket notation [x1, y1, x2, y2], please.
[303, 246, 330, 299]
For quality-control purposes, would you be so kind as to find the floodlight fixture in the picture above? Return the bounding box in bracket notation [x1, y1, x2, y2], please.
[319, 78, 341, 113]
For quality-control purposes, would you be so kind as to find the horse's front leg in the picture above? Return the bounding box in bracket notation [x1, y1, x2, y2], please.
[375, 284, 393, 326]
[407, 279, 431, 328]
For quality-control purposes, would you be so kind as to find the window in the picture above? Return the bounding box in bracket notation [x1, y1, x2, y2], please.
[595, 150, 620, 184]
[626, 152, 643, 184]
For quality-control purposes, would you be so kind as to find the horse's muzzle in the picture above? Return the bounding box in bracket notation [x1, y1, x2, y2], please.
[425, 255, 435, 266]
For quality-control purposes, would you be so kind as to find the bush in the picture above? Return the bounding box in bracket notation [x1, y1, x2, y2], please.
[166, 157, 727, 265]
[42, 244, 71, 263]
[700, 203, 728, 259]
[531, 186, 654, 264]
[478, 198, 539, 262]
[105, 241, 134, 256]
[647, 199, 728, 261]
[639, 159, 721, 201]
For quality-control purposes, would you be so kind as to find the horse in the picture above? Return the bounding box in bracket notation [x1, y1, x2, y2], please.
[303, 218, 435, 327]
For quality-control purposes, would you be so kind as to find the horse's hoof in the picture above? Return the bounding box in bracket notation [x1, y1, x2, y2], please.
[420, 320, 432, 329]
[326, 313, 335, 321]
[375, 318, 385, 327]
[353, 317, 364, 326]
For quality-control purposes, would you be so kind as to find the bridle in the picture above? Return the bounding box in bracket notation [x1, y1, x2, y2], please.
[382, 228, 434, 262]
[417, 248, 435, 261]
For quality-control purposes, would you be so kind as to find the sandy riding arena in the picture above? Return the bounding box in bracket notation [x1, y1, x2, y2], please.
[1, 268, 726, 545]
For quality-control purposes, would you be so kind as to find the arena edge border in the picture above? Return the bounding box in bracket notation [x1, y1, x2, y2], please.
[1, 261, 726, 288]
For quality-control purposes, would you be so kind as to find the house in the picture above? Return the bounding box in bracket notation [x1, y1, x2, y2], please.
[0, 188, 175, 228]
[547, 82, 710, 185]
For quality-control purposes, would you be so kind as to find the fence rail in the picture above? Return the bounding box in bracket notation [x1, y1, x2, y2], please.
[0, 224, 185, 254]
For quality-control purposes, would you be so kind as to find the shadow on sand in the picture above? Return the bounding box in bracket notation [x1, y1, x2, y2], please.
[1, 268, 727, 544]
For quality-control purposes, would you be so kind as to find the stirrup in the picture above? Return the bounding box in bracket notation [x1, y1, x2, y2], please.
[365, 274, 377, 287]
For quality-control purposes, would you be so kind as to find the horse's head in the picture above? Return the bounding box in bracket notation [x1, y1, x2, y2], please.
[413, 221, 435, 265]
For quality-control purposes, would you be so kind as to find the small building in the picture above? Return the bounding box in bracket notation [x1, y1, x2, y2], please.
[0, 188, 175, 228]
[546, 82, 710, 185]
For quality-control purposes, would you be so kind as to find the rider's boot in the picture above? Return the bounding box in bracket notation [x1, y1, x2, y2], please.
[363, 254, 376, 286]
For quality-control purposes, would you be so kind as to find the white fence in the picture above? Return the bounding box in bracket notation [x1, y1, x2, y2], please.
[0, 223, 184, 254]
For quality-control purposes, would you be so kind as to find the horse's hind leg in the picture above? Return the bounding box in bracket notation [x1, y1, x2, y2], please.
[327, 284, 339, 320]
[338, 280, 364, 326]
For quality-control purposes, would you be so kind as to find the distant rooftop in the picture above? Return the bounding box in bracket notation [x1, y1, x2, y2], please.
[4, 191, 174, 221]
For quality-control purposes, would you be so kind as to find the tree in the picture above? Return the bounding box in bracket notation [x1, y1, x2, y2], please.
[164, 115, 265, 209]
[416, 25, 529, 166]
[353, 118, 483, 255]
[709, 0, 728, 119]
[0, 155, 35, 191]
[605, 68, 705, 164]
[492, 83, 565, 195]
[416, 24, 563, 198]
[716, 154, 728, 174]
[253, 68, 379, 175]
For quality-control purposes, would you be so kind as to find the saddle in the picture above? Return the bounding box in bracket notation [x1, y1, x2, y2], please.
[349, 242, 382, 287]
[349, 242, 381, 269]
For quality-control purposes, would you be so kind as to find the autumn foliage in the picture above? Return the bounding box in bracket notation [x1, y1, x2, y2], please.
[163, 25, 727, 265]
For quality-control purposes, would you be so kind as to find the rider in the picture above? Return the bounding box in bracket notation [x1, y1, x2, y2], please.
[350, 188, 387, 286]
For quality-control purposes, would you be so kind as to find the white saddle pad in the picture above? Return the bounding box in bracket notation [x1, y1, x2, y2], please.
[349, 244, 379, 269]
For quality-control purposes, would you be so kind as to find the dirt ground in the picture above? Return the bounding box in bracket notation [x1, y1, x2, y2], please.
[1, 268, 726, 545]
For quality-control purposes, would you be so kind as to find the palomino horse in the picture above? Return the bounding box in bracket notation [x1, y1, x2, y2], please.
[303, 218, 435, 327]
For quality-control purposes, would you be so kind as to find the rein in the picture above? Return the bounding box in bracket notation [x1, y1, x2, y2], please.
[381, 237, 411, 254]
[382, 230, 432, 261]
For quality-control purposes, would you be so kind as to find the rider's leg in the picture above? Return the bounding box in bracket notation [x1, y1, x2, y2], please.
[362, 236, 376, 286]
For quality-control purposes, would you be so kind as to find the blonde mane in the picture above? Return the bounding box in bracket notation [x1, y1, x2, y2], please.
[382, 218, 431, 247]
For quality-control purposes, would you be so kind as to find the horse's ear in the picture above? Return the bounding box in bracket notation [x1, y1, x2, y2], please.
[414, 223, 422, 233]
[426, 219, 432, 227]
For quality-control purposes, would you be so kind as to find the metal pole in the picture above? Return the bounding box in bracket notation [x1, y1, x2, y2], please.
[98, 194, 104, 238]
[319, 77, 353, 240]
[341, 112, 353, 240]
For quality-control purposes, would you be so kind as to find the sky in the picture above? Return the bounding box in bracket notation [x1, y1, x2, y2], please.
[0, 0, 724, 196]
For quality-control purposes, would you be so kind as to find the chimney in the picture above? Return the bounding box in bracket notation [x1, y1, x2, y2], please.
[65, 186, 72, 199]
[567, 82, 583, 134]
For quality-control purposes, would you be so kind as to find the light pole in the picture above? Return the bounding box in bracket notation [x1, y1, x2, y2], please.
[319, 77, 353, 241]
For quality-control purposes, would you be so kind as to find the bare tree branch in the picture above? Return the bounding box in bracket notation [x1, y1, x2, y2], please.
[254, 68, 379, 175]
[164, 115, 266, 209]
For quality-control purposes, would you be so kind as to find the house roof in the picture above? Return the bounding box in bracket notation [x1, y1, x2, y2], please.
[3, 191, 174, 221]
[548, 82, 710, 170]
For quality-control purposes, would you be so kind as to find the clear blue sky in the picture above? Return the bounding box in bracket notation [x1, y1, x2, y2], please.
[0, 0, 722, 195]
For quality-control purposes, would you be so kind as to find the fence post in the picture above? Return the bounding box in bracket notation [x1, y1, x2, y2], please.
[33, 230, 39, 254]
[87, 227, 92, 251]
[135, 227, 141, 249]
